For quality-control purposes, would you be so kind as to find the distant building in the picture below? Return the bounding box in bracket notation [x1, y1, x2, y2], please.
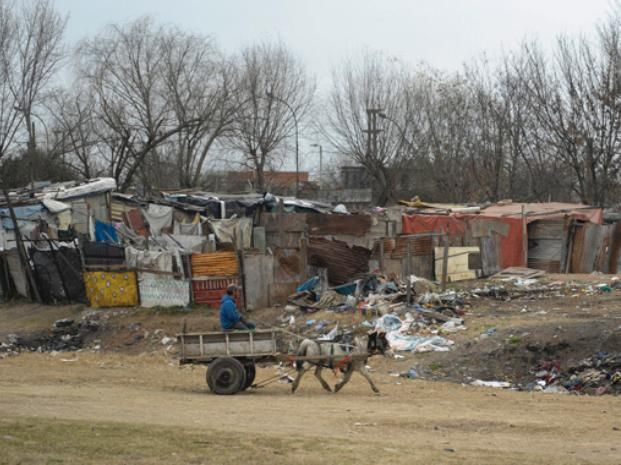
[340, 166, 373, 190]
[225, 171, 313, 196]
[317, 165, 373, 211]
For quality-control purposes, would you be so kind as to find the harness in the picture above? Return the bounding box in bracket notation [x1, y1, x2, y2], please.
[313, 340, 353, 372]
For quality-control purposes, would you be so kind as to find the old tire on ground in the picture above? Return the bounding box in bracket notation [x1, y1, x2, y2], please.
[206, 357, 247, 395]
[241, 361, 256, 390]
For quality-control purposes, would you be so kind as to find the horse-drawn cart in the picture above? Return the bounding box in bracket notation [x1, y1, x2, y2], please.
[177, 328, 373, 395]
[178, 329, 281, 395]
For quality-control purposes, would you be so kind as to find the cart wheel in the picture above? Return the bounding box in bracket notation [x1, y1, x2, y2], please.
[242, 361, 256, 390]
[206, 357, 247, 395]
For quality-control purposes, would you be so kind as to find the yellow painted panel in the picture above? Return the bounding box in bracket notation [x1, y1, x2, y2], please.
[434, 247, 480, 282]
[83, 271, 138, 308]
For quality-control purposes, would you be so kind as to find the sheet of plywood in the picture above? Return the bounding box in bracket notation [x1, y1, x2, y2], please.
[434, 246, 480, 282]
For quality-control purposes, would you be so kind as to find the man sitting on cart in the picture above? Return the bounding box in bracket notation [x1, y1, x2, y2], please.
[220, 284, 256, 331]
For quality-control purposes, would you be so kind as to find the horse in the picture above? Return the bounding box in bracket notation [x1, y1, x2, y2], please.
[290, 330, 390, 394]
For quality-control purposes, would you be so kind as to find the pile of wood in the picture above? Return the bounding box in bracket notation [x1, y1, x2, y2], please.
[191, 251, 239, 277]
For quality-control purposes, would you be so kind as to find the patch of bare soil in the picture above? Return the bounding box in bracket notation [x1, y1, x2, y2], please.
[1, 353, 621, 464]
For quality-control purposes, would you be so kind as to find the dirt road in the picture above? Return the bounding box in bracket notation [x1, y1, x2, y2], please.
[1, 353, 620, 465]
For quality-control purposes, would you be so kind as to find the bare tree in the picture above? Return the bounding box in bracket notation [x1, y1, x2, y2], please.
[0, 1, 20, 163]
[324, 51, 425, 205]
[226, 41, 314, 192]
[160, 30, 237, 188]
[46, 85, 99, 179]
[518, 9, 621, 207]
[0, 0, 66, 166]
[78, 17, 195, 192]
[420, 72, 474, 202]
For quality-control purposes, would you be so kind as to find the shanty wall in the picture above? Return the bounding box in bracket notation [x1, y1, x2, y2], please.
[402, 212, 621, 276]
[569, 222, 619, 273]
[65, 193, 110, 232]
[402, 214, 526, 272]
[243, 253, 274, 309]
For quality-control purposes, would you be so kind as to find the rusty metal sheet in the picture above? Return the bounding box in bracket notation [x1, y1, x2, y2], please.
[371, 238, 395, 259]
[527, 220, 566, 273]
[390, 235, 433, 259]
[261, 213, 307, 232]
[273, 248, 303, 283]
[307, 237, 371, 285]
[527, 259, 561, 273]
[609, 223, 621, 273]
[570, 223, 615, 273]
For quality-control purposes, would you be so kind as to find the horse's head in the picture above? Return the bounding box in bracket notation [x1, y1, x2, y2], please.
[366, 330, 390, 356]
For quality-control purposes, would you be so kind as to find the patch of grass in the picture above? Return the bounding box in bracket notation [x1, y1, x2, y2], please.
[429, 362, 443, 371]
[0, 416, 411, 465]
[506, 335, 522, 345]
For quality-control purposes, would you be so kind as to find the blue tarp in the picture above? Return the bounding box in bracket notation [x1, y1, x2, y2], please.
[0, 204, 44, 230]
[296, 276, 320, 293]
[95, 220, 118, 243]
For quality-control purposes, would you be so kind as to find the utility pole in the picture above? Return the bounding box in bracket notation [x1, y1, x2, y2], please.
[310, 143, 323, 191]
[364, 108, 383, 162]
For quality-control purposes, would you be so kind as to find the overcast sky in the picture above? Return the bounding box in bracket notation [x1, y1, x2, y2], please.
[51, 0, 617, 172]
[55, 0, 614, 88]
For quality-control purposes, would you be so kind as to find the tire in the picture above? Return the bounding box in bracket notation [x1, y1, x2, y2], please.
[241, 361, 256, 390]
[206, 357, 247, 395]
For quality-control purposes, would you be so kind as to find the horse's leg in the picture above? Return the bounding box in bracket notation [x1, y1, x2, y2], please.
[359, 365, 380, 394]
[334, 365, 354, 393]
[291, 367, 306, 393]
[314, 366, 332, 392]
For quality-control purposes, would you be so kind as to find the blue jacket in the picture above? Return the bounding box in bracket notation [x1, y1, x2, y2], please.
[220, 294, 241, 330]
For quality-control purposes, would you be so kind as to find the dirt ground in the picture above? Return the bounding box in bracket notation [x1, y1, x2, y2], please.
[1, 273, 621, 464]
[1, 352, 621, 465]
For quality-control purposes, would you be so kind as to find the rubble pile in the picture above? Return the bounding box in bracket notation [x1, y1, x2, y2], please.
[531, 353, 621, 395]
[0, 316, 101, 356]
[282, 272, 468, 353]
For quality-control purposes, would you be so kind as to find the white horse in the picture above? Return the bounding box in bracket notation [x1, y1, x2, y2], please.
[291, 331, 389, 394]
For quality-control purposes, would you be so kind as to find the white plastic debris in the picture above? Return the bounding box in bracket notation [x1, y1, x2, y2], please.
[470, 379, 511, 388]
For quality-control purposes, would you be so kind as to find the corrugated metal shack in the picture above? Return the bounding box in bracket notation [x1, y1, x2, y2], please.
[400, 201, 618, 277]
[4, 182, 621, 310]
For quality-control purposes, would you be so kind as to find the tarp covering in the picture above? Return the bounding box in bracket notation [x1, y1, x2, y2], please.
[83, 271, 138, 308]
[42, 198, 71, 213]
[157, 234, 206, 253]
[138, 273, 190, 308]
[142, 204, 173, 235]
[0, 204, 44, 231]
[125, 246, 175, 273]
[208, 218, 252, 249]
[95, 220, 118, 243]
[31, 247, 86, 304]
[50, 177, 116, 200]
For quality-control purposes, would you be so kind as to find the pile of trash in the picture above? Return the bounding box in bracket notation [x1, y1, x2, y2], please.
[0, 334, 21, 359]
[0, 317, 100, 357]
[373, 313, 457, 353]
[288, 272, 467, 316]
[530, 353, 621, 395]
[280, 272, 468, 353]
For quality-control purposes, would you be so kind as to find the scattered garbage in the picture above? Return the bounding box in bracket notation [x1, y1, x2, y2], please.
[529, 353, 621, 395]
[1, 316, 102, 355]
[470, 379, 512, 389]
